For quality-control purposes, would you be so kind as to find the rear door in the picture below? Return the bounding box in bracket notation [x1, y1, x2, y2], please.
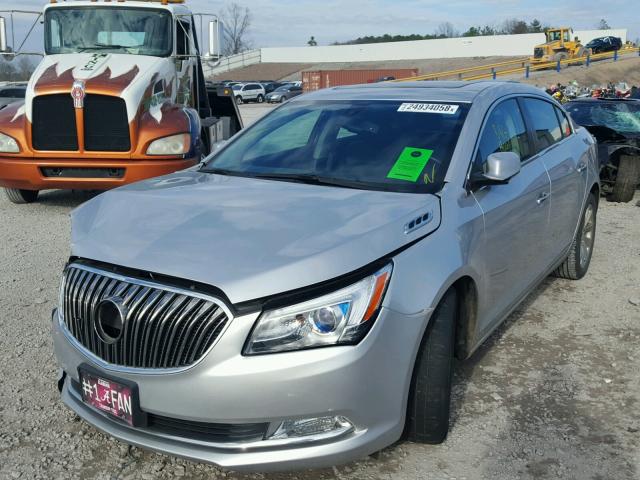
[521, 98, 586, 261]
[471, 98, 552, 333]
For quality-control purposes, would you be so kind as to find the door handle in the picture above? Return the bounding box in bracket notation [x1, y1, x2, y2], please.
[537, 192, 550, 205]
[576, 162, 587, 173]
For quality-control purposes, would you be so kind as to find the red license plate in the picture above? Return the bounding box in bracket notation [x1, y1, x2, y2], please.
[79, 370, 136, 426]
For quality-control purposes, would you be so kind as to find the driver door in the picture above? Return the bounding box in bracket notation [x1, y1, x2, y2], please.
[471, 98, 552, 335]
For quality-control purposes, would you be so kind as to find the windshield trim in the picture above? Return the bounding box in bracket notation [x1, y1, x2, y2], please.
[44, 6, 174, 58]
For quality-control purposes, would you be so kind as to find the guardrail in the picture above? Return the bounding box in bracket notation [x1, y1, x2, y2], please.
[394, 46, 640, 83]
[203, 49, 262, 77]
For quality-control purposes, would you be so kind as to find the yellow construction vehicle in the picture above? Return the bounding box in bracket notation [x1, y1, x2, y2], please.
[530, 27, 586, 65]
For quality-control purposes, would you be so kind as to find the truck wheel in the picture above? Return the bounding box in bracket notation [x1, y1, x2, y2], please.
[235, 96, 243, 105]
[553, 193, 597, 280]
[257, 94, 264, 103]
[406, 289, 457, 444]
[4, 188, 39, 204]
[609, 155, 639, 203]
[554, 52, 568, 62]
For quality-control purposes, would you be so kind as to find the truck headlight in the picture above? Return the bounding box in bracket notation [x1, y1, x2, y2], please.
[244, 264, 392, 355]
[146, 133, 190, 156]
[0, 132, 19, 153]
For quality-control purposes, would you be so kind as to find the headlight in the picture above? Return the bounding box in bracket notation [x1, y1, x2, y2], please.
[146, 133, 190, 156]
[244, 264, 392, 355]
[0, 132, 19, 153]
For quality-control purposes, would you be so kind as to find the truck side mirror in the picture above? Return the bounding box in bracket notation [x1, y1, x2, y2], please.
[0, 17, 9, 53]
[207, 19, 225, 59]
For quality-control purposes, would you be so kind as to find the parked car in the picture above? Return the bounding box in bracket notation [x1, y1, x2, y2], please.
[0, 83, 26, 109]
[266, 84, 303, 103]
[261, 82, 283, 94]
[585, 36, 622, 54]
[53, 81, 599, 471]
[566, 97, 640, 202]
[232, 83, 266, 104]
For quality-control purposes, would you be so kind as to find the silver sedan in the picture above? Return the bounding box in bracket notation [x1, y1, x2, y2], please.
[52, 81, 599, 471]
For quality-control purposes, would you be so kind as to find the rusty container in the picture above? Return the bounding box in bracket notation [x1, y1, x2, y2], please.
[302, 69, 419, 92]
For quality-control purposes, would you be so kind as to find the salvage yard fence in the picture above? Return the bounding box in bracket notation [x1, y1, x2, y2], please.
[393, 46, 640, 83]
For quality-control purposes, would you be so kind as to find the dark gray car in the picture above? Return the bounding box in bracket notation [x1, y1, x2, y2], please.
[266, 84, 303, 103]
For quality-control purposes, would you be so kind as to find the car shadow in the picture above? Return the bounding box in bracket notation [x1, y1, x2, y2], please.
[36, 189, 102, 208]
[449, 276, 558, 430]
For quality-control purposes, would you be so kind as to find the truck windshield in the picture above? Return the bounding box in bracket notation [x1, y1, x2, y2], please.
[45, 7, 172, 57]
[202, 100, 469, 193]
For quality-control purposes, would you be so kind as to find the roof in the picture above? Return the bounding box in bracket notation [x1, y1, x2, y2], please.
[44, 0, 192, 14]
[297, 81, 546, 103]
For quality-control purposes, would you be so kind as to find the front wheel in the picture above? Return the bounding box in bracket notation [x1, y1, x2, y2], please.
[257, 94, 264, 103]
[609, 155, 640, 203]
[553, 193, 597, 280]
[235, 96, 243, 105]
[4, 188, 39, 204]
[405, 289, 457, 444]
[280, 96, 286, 103]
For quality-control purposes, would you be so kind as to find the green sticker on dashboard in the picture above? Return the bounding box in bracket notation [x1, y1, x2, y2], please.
[387, 147, 433, 182]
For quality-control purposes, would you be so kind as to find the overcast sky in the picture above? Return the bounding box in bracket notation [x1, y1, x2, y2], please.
[5, 0, 639, 53]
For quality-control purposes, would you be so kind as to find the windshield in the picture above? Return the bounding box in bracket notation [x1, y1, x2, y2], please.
[202, 100, 469, 193]
[566, 102, 640, 134]
[232, 85, 243, 90]
[274, 86, 290, 92]
[45, 7, 172, 56]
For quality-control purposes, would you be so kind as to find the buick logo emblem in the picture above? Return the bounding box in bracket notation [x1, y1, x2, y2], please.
[70, 79, 86, 109]
[94, 297, 127, 344]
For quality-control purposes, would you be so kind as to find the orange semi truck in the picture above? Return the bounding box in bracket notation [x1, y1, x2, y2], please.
[0, 0, 242, 203]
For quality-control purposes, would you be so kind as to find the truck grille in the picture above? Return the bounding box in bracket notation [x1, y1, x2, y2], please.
[84, 95, 130, 151]
[31, 94, 130, 152]
[32, 94, 78, 151]
[60, 264, 231, 370]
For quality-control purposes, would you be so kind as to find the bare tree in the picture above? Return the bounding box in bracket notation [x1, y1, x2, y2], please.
[221, 3, 252, 56]
[435, 22, 458, 38]
[597, 19, 611, 30]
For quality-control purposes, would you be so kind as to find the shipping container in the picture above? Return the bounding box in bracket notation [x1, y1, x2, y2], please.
[302, 69, 419, 92]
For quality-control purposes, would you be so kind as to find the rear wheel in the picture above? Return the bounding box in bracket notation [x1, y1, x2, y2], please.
[406, 289, 457, 444]
[553, 193, 597, 280]
[609, 155, 640, 203]
[4, 188, 39, 204]
[257, 94, 264, 103]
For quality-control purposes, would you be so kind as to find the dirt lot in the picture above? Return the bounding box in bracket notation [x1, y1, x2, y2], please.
[0, 105, 638, 478]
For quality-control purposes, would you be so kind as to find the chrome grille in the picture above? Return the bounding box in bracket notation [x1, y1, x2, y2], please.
[60, 264, 231, 369]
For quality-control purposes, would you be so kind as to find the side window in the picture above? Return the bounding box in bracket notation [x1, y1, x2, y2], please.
[176, 20, 190, 56]
[477, 99, 531, 168]
[555, 107, 572, 138]
[522, 99, 563, 150]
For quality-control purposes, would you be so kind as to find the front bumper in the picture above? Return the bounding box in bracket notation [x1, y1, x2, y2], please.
[52, 306, 426, 471]
[0, 157, 197, 191]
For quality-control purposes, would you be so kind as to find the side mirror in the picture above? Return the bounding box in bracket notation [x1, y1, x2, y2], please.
[207, 19, 225, 59]
[0, 17, 9, 53]
[469, 152, 521, 189]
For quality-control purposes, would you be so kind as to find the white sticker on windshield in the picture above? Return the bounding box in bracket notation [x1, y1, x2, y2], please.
[398, 103, 459, 115]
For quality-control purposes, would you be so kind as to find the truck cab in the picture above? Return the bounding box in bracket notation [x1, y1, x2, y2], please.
[0, 0, 242, 203]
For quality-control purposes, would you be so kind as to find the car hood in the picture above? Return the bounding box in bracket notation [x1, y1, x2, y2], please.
[71, 171, 441, 304]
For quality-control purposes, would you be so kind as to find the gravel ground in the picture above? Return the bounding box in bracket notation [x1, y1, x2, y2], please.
[0, 109, 638, 478]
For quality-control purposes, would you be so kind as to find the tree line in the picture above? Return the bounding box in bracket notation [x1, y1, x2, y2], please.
[332, 18, 613, 46]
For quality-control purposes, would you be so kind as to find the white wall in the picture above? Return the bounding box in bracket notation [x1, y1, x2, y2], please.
[259, 29, 628, 64]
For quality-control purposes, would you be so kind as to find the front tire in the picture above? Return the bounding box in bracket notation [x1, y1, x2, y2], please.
[235, 96, 243, 105]
[553, 193, 597, 280]
[257, 94, 264, 103]
[406, 289, 457, 444]
[280, 96, 286, 103]
[4, 188, 39, 204]
[609, 155, 639, 203]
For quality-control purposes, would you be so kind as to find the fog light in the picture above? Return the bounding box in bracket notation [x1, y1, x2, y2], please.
[269, 416, 354, 441]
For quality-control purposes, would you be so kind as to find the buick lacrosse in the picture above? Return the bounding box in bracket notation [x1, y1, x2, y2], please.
[52, 81, 599, 471]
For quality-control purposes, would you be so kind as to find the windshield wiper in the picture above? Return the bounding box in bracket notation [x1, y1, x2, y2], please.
[78, 43, 132, 52]
[202, 168, 370, 190]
